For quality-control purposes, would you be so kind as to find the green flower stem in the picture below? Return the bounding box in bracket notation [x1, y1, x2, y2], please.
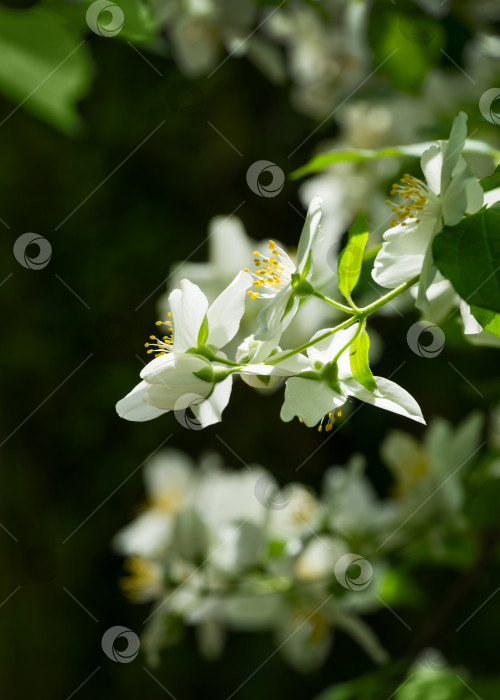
[357, 274, 420, 316]
[265, 274, 420, 364]
[199, 348, 241, 367]
[265, 314, 358, 365]
[333, 318, 365, 364]
[312, 291, 354, 314]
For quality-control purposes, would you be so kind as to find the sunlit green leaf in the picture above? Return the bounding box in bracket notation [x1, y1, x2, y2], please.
[338, 211, 369, 300]
[290, 141, 499, 180]
[470, 306, 500, 337]
[433, 205, 500, 314]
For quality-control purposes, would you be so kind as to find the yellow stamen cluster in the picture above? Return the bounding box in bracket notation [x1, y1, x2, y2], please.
[318, 408, 342, 433]
[144, 312, 173, 357]
[297, 408, 343, 432]
[244, 240, 290, 299]
[385, 173, 427, 227]
[120, 557, 160, 603]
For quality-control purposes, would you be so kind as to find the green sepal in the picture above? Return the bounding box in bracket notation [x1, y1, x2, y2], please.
[193, 365, 215, 383]
[291, 274, 314, 297]
[197, 315, 209, 347]
[349, 329, 380, 394]
[320, 361, 342, 393]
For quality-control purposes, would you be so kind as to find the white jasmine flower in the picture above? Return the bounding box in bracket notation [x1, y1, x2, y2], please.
[381, 412, 484, 523]
[244, 195, 323, 343]
[268, 484, 322, 541]
[372, 112, 484, 308]
[116, 271, 251, 428]
[294, 536, 348, 581]
[280, 324, 425, 429]
[120, 557, 165, 603]
[113, 449, 195, 559]
[322, 456, 396, 540]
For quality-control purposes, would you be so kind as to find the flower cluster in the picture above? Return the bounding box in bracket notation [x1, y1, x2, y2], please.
[158, 0, 369, 118]
[117, 195, 425, 431]
[114, 411, 487, 669]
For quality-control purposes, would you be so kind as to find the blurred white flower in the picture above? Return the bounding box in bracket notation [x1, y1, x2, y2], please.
[381, 412, 484, 525]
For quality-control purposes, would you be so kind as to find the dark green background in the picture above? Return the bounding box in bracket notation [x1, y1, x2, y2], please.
[1, 1, 499, 698]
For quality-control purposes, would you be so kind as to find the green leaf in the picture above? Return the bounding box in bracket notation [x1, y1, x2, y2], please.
[480, 164, 500, 193]
[470, 306, 500, 337]
[433, 205, 500, 314]
[349, 330, 378, 393]
[197, 315, 209, 346]
[337, 211, 369, 300]
[0, 6, 92, 133]
[290, 141, 499, 180]
[367, 3, 444, 94]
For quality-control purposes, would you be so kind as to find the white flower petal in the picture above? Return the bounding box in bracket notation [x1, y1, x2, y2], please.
[372, 219, 435, 289]
[441, 111, 467, 192]
[415, 245, 437, 310]
[113, 510, 173, 558]
[116, 380, 168, 422]
[144, 449, 194, 502]
[192, 375, 233, 427]
[255, 287, 298, 342]
[296, 195, 323, 275]
[421, 143, 443, 196]
[209, 215, 253, 271]
[459, 300, 483, 335]
[343, 377, 425, 424]
[141, 352, 210, 385]
[169, 279, 209, 352]
[307, 324, 359, 369]
[280, 377, 345, 427]
[206, 270, 252, 348]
